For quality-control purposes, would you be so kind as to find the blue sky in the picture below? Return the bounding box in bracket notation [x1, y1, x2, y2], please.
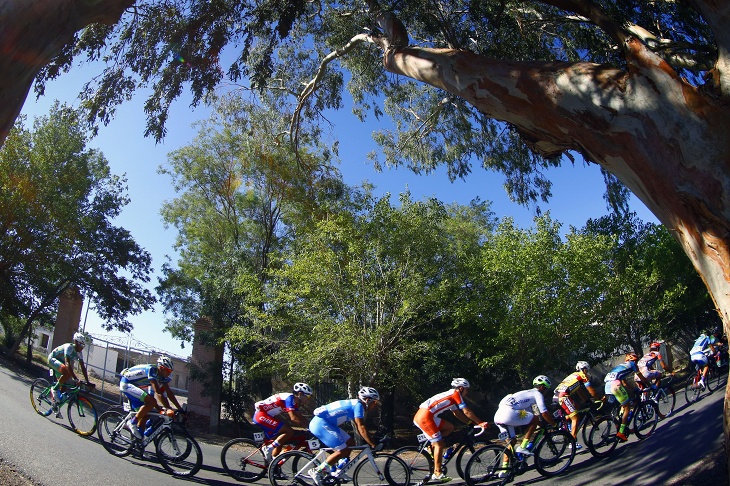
[19, 66, 657, 359]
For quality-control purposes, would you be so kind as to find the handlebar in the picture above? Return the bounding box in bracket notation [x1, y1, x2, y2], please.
[473, 423, 490, 437]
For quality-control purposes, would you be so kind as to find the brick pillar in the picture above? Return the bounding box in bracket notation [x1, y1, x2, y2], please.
[51, 286, 83, 349]
[186, 317, 224, 433]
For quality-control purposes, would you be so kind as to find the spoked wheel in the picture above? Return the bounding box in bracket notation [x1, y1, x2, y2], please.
[587, 416, 619, 458]
[684, 375, 702, 404]
[156, 428, 203, 476]
[30, 378, 54, 417]
[464, 444, 512, 486]
[456, 440, 489, 480]
[97, 410, 134, 457]
[221, 438, 268, 482]
[268, 450, 317, 486]
[392, 445, 433, 484]
[653, 387, 675, 419]
[352, 453, 410, 486]
[533, 429, 575, 477]
[706, 366, 723, 392]
[633, 401, 658, 439]
[67, 396, 98, 435]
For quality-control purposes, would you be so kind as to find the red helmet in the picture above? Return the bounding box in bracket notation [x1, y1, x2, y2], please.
[650, 342, 661, 351]
[625, 353, 639, 361]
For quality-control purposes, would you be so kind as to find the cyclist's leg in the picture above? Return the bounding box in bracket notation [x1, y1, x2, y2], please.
[309, 417, 350, 472]
[414, 409, 449, 478]
[47, 357, 65, 400]
[558, 395, 579, 440]
[119, 380, 153, 434]
[609, 381, 631, 440]
[254, 410, 287, 458]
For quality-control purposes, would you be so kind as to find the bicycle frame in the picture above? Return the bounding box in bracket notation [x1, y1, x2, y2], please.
[116, 401, 177, 448]
[413, 426, 478, 466]
[297, 444, 385, 481]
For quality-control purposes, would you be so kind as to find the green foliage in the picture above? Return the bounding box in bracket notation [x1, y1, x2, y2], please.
[0, 102, 155, 342]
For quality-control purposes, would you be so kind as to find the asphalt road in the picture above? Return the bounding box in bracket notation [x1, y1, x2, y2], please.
[0, 359, 725, 485]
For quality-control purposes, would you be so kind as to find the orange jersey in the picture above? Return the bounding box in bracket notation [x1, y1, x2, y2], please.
[418, 389, 466, 417]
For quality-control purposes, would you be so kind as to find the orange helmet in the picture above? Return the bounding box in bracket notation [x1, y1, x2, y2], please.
[626, 353, 639, 361]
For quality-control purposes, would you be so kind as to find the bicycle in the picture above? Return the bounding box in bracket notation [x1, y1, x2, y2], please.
[221, 429, 322, 482]
[586, 393, 658, 458]
[268, 436, 411, 486]
[553, 398, 612, 456]
[392, 425, 489, 483]
[463, 423, 576, 485]
[29, 372, 98, 436]
[96, 399, 202, 477]
[637, 374, 676, 419]
[685, 359, 725, 403]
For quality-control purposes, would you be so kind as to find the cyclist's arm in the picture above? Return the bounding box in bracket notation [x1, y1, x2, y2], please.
[586, 384, 600, 398]
[453, 407, 483, 426]
[159, 383, 182, 410]
[287, 410, 308, 428]
[65, 357, 80, 382]
[540, 410, 557, 427]
[78, 360, 91, 382]
[353, 417, 377, 448]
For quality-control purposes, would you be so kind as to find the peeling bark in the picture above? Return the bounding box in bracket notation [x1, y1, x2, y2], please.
[0, 0, 134, 142]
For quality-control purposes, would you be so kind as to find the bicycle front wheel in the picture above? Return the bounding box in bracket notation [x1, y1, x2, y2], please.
[268, 450, 317, 486]
[684, 375, 702, 403]
[392, 445, 432, 483]
[463, 444, 511, 486]
[455, 439, 490, 480]
[654, 387, 675, 419]
[221, 438, 268, 482]
[67, 396, 98, 435]
[533, 429, 575, 477]
[156, 428, 203, 476]
[586, 416, 618, 458]
[633, 401, 658, 439]
[353, 453, 410, 486]
[707, 366, 723, 392]
[97, 410, 133, 457]
[30, 378, 54, 417]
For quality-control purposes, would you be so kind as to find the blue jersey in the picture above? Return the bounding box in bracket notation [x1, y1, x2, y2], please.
[120, 364, 171, 387]
[691, 334, 717, 356]
[604, 361, 638, 382]
[313, 399, 365, 426]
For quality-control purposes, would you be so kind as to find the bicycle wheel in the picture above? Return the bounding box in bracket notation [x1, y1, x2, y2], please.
[66, 396, 98, 435]
[684, 375, 702, 403]
[392, 445, 432, 483]
[653, 387, 675, 419]
[268, 450, 317, 486]
[30, 378, 54, 417]
[221, 438, 268, 482]
[533, 429, 575, 477]
[586, 416, 618, 458]
[97, 410, 134, 457]
[706, 366, 723, 392]
[633, 401, 658, 439]
[353, 453, 410, 486]
[463, 444, 511, 486]
[156, 428, 203, 476]
[455, 440, 489, 480]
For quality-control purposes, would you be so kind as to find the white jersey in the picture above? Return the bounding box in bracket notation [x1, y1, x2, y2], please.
[498, 388, 549, 414]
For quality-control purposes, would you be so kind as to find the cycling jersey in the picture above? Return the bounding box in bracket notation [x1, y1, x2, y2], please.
[690, 334, 717, 356]
[638, 351, 662, 370]
[255, 393, 298, 416]
[498, 388, 549, 414]
[413, 389, 467, 442]
[603, 361, 638, 383]
[310, 399, 366, 450]
[120, 364, 171, 387]
[555, 371, 592, 417]
[49, 343, 84, 365]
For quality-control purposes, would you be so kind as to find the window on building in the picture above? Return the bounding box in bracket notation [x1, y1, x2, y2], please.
[40, 334, 49, 349]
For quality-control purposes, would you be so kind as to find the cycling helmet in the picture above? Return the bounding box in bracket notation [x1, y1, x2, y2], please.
[358, 386, 380, 402]
[293, 382, 313, 396]
[451, 378, 471, 389]
[157, 355, 174, 372]
[575, 361, 590, 372]
[625, 353, 639, 361]
[711, 327, 722, 336]
[73, 332, 86, 347]
[533, 375, 552, 388]
[649, 341, 661, 351]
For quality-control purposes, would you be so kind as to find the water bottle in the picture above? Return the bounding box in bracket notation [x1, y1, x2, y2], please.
[336, 458, 349, 471]
[443, 447, 454, 460]
[144, 419, 154, 437]
[57, 392, 66, 402]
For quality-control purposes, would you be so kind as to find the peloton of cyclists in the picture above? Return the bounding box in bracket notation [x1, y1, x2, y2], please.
[254, 382, 314, 462]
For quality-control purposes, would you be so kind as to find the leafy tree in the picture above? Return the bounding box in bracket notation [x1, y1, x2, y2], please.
[0, 102, 155, 357]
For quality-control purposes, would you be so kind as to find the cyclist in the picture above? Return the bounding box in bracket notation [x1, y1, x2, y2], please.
[636, 341, 673, 388]
[47, 332, 91, 417]
[690, 328, 721, 388]
[119, 355, 182, 439]
[254, 382, 313, 462]
[493, 375, 557, 457]
[604, 353, 649, 441]
[412, 378, 489, 483]
[307, 386, 382, 486]
[554, 361, 600, 449]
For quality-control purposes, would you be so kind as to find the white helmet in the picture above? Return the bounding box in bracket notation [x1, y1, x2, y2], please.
[358, 386, 380, 401]
[293, 382, 313, 396]
[575, 361, 590, 372]
[157, 355, 174, 372]
[451, 378, 470, 389]
[73, 332, 86, 347]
